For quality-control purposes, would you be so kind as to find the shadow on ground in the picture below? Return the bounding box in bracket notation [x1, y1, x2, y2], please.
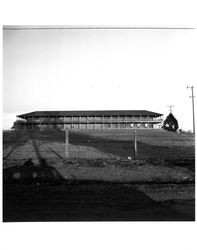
[3, 159, 195, 222]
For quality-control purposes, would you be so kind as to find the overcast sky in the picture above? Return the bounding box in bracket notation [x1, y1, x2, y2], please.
[3, 26, 196, 130]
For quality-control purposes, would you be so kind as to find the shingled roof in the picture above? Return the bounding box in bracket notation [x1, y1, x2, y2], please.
[18, 110, 163, 118]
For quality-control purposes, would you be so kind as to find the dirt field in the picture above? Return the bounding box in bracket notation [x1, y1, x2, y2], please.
[3, 129, 195, 221]
[3, 129, 195, 161]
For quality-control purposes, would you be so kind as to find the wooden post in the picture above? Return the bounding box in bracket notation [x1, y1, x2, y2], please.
[134, 130, 137, 159]
[118, 115, 119, 129]
[65, 128, 69, 158]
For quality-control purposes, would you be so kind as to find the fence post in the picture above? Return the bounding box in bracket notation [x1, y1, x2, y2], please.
[134, 130, 137, 159]
[65, 127, 69, 158]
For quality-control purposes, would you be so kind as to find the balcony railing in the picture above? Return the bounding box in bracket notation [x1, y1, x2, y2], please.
[25, 118, 163, 124]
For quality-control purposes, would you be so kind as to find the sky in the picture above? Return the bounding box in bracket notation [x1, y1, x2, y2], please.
[3, 26, 196, 130]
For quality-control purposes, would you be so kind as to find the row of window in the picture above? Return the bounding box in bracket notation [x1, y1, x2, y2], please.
[22, 123, 157, 129]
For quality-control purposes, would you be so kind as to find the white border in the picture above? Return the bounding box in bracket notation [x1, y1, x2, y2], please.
[1, 1, 196, 250]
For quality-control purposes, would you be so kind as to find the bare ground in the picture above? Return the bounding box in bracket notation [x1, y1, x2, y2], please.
[3, 130, 195, 221]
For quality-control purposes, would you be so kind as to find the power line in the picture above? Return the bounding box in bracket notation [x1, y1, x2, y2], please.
[3, 26, 195, 30]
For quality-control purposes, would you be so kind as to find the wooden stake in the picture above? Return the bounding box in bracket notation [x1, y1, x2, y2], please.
[65, 128, 69, 158]
[134, 130, 137, 159]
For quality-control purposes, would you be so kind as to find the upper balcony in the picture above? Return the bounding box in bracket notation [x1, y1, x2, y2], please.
[16, 117, 26, 123]
[25, 115, 163, 124]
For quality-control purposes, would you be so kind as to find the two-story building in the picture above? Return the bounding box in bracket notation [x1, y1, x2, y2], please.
[13, 110, 163, 130]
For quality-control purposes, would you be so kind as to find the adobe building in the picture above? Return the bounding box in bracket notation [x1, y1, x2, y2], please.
[13, 110, 163, 130]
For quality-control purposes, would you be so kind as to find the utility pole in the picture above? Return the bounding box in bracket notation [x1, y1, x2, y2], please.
[167, 105, 174, 113]
[187, 85, 195, 134]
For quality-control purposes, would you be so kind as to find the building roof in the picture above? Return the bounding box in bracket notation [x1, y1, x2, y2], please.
[18, 110, 163, 118]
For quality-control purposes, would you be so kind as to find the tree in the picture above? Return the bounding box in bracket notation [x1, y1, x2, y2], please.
[163, 112, 179, 132]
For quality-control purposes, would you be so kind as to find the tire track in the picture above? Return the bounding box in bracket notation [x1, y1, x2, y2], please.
[3, 131, 29, 160]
